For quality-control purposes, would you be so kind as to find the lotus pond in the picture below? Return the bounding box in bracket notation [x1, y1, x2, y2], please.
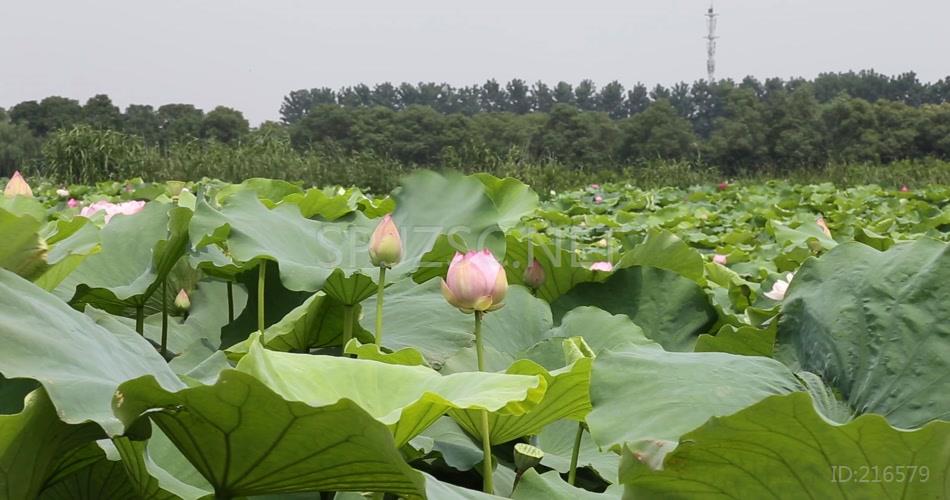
[1, 172, 948, 499]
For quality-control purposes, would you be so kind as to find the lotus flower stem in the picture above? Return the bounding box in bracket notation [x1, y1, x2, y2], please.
[161, 279, 169, 357]
[342, 305, 354, 355]
[226, 281, 234, 324]
[257, 262, 266, 333]
[135, 305, 144, 336]
[374, 266, 387, 344]
[474, 311, 494, 493]
[568, 422, 584, 485]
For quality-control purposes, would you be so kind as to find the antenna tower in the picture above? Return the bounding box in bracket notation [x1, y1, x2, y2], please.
[705, 3, 718, 82]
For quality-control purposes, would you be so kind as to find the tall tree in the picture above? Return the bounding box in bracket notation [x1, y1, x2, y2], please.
[574, 79, 598, 111]
[201, 106, 250, 143]
[598, 81, 626, 119]
[506, 79, 532, 114]
[83, 94, 122, 130]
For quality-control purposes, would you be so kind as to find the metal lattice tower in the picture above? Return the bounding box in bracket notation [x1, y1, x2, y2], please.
[705, 3, 718, 82]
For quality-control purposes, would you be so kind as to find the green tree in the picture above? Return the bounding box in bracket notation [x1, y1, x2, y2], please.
[157, 104, 204, 146]
[618, 99, 697, 161]
[506, 79, 532, 114]
[820, 95, 880, 163]
[531, 104, 619, 166]
[0, 121, 41, 176]
[83, 94, 122, 130]
[123, 104, 161, 145]
[707, 87, 769, 171]
[599, 81, 626, 119]
[201, 106, 250, 144]
[764, 84, 825, 167]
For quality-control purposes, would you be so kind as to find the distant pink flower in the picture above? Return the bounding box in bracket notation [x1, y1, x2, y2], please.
[764, 273, 795, 301]
[441, 249, 508, 313]
[816, 216, 832, 238]
[900, 185, 910, 193]
[56, 188, 70, 198]
[67, 198, 79, 208]
[712, 254, 728, 265]
[80, 200, 146, 223]
[717, 182, 729, 191]
[590, 261, 613, 272]
[590, 183, 600, 189]
[594, 195, 603, 204]
[3, 171, 32, 198]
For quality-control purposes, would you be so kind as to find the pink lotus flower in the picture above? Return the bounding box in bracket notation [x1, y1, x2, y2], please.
[900, 185, 910, 192]
[522, 259, 545, 289]
[816, 216, 832, 238]
[368, 214, 403, 267]
[67, 198, 79, 208]
[3, 171, 32, 198]
[590, 183, 600, 189]
[80, 200, 146, 223]
[717, 182, 729, 191]
[594, 195, 603, 204]
[764, 273, 795, 301]
[441, 249, 508, 313]
[712, 254, 728, 265]
[590, 261, 613, 272]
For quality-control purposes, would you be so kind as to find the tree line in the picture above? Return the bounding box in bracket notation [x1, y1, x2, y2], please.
[2, 70, 949, 181]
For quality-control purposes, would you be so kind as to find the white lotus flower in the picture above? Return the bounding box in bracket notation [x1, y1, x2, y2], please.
[764, 273, 795, 301]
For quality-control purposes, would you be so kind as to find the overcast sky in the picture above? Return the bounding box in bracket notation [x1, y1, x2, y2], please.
[2, 0, 947, 124]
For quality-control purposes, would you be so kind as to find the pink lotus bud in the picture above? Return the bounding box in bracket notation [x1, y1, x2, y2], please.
[67, 198, 79, 208]
[174, 289, 191, 310]
[590, 183, 600, 189]
[900, 185, 909, 193]
[764, 272, 795, 301]
[368, 214, 403, 267]
[3, 171, 33, 198]
[717, 182, 729, 191]
[594, 195, 603, 204]
[816, 216, 832, 238]
[712, 254, 728, 265]
[590, 261, 613, 272]
[56, 188, 70, 198]
[522, 259, 545, 289]
[441, 249, 508, 313]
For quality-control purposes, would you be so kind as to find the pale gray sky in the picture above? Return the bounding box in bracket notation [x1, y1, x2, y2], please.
[2, 0, 947, 124]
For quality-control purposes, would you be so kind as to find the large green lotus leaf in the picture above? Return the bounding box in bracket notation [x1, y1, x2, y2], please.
[37, 442, 141, 500]
[694, 323, 777, 357]
[0, 389, 103, 499]
[588, 344, 803, 451]
[619, 229, 706, 284]
[522, 307, 655, 370]
[511, 470, 622, 499]
[344, 339, 429, 367]
[440, 286, 554, 373]
[113, 433, 213, 500]
[235, 341, 546, 446]
[408, 416, 483, 472]
[780, 239, 950, 427]
[227, 291, 346, 357]
[359, 277, 474, 369]
[451, 358, 591, 445]
[216, 260, 312, 348]
[34, 220, 100, 289]
[502, 234, 597, 302]
[114, 370, 427, 498]
[190, 192, 379, 292]
[56, 202, 192, 312]
[0, 207, 49, 280]
[620, 392, 950, 500]
[552, 266, 717, 352]
[213, 177, 303, 205]
[322, 268, 377, 305]
[535, 419, 620, 484]
[473, 174, 540, 230]
[421, 471, 507, 499]
[281, 187, 361, 221]
[0, 194, 46, 220]
[0, 269, 184, 435]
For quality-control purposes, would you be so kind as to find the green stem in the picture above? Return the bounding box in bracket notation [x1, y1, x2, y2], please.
[226, 280, 234, 324]
[161, 279, 168, 357]
[374, 266, 387, 344]
[474, 311, 494, 494]
[342, 305, 354, 355]
[257, 262, 266, 333]
[135, 305, 144, 336]
[568, 422, 585, 485]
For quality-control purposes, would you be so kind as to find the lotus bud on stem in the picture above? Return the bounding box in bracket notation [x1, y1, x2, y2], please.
[369, 214, 402, 345]
[563, 336, 596, 485]
[440, 249, 508, 493]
